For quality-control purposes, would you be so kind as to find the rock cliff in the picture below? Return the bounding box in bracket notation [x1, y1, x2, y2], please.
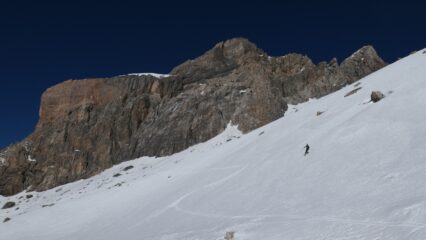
[0, 38, 385, 196]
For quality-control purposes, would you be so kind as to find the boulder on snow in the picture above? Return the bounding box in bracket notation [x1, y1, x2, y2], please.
[3, 217, 11, 223]
[2, 201, 16, 209]
[224, 231, 235, 240]
[371, 91, 385, 102]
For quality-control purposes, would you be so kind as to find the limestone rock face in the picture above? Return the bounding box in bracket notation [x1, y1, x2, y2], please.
[0, 38, 386, 196]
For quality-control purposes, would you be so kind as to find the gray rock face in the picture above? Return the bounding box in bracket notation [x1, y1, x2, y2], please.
[0, 38, 386, 196]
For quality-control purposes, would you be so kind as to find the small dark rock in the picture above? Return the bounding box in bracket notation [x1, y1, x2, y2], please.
[3, 217, 11, 223]
[423, 50, 426, 54]
[42, 203, 55, 208]
[2, 201, 16, 209]
[113, 173, 121, 177]
[224, 231, 235, 240]
[353, 82, 361, 87]
[123, 165, 134, 171]
[258, 131, 264, 136]
[371, 91, 385, 103]
[114, 182, 123, 187]
[344, 87, 362, 97]
[316, 111, 324, 116]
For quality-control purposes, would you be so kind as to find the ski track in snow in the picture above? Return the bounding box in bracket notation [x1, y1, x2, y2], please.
[171, 165, 426, 231]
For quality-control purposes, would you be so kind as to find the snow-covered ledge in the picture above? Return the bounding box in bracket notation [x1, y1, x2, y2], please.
[127, 73, 171, 78]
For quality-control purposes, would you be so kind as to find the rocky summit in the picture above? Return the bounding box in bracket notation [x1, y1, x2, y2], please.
[0, 38, 385, 196]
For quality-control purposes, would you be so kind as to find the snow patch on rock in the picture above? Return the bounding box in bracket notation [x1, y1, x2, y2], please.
[127, 73, 171, 78]
[27, 155, 36, 162]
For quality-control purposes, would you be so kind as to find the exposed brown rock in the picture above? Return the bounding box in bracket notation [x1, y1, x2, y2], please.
[371, 91, 385, 102]
[0, 38, 385, 196]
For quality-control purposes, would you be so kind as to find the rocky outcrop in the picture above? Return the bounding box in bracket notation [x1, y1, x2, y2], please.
[0, 38, 386, 196]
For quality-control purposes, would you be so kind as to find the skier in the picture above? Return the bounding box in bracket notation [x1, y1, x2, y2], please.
[304, 144, 310, 156]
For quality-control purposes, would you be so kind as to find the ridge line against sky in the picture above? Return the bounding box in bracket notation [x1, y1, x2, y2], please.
[1, 0, 425, 148]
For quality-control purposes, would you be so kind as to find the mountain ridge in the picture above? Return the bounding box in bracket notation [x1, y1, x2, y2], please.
[0, 38, 385, 196]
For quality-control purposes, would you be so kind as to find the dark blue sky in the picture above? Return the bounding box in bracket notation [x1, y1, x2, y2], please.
[1, 0, 425, 148]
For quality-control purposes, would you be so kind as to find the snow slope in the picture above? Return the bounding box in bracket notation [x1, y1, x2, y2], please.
[1, 49, 426, 240]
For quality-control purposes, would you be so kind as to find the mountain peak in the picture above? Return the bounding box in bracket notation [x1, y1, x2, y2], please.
[171, 38, 264, 82]
[340, 45, 386, 82]
[213, 37, 263, 59]
[349, 45, 379, 59]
